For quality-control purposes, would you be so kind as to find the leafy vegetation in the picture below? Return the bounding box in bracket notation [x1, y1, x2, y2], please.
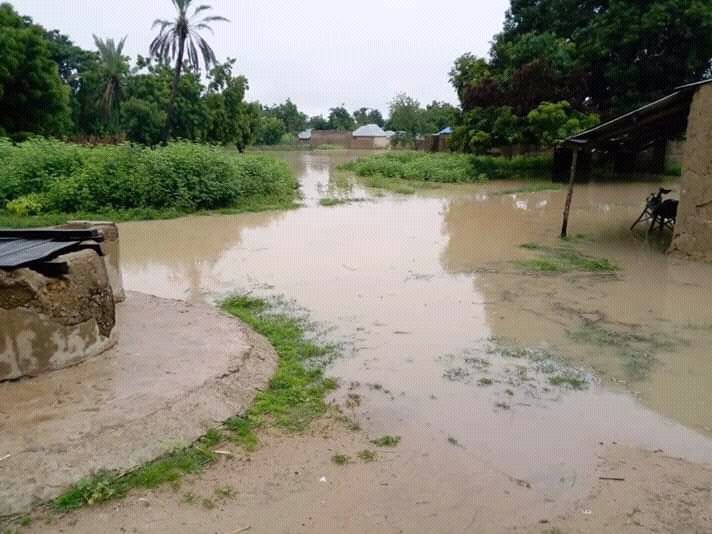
[568, 321, 688, 380]
[370, 435, 401, 447]
[357, 450, 377, 463]
[54, 434, 218, 510]
[341, 151, 552, 183]
[449, 0, 712, 152]
[221, 295, 338, 440]
[515, 243, 619, 273]
[0, 139, 296, 222]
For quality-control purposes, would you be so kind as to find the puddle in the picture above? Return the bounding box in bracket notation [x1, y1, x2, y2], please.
[118, 150, 712, 500]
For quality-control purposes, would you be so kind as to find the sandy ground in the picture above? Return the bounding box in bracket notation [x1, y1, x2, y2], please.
[0, 292, 277, 516]
[20, 417, 712, 534]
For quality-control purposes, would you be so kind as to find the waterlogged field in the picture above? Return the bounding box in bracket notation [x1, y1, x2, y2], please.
[34, 151, 712, 532]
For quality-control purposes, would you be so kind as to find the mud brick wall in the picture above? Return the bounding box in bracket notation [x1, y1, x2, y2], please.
[670, 84, 712, 260]
[310, 130, 353, 148]
[0, 249, 116, 380]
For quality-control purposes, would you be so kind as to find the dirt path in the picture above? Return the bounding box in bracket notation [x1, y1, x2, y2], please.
[23, 417, 711, 533]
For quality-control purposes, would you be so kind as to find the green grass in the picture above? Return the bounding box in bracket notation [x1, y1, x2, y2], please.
[568, 321, 688, 380]
[515, 243, 619, 273]
[494, 182, 562, 195]
[371, 435, 401, 447]
[53, 435, 217, 511]
[478, 377, 494, 386]
[221, 295, 338, 434]
[319, 197, 349, 207]
[0, 196, 298, 229]
[53, 295, 337, 513]
[549, 375, 588, 390]
[331, 454, 350, 465]
[340, 151, 552, 183]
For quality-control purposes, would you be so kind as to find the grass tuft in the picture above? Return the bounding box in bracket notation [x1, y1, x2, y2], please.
[331, 454, 350, 465]
[371, 435, 401, 447]
[222, 295, 338, 434]
[515, 243, 618, 273]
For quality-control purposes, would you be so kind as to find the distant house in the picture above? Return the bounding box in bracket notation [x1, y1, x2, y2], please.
[352, 124, 391, 149]
[297, 129, 312, 145]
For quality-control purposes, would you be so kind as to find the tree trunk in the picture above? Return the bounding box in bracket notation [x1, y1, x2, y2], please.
[163, 36, 186, 143]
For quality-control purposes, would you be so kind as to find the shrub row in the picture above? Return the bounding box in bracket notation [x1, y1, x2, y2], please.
[340, 151, 552, 182]
[0, 138, 296, 215]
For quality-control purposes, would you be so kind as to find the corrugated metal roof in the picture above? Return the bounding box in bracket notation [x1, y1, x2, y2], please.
[353, 124, 387, 137]
[298, 129, 312, 140]
[0, 239, 82, 269]
[563, 78, 711, 148]
[437, 127, 453, 135]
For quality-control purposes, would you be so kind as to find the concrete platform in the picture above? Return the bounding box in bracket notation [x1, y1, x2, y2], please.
[0, 292, 277, 516]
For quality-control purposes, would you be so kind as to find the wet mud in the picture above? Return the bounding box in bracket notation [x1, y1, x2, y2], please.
[44, 150, 711, 532]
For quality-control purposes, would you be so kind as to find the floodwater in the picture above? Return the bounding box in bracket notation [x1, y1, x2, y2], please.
[119, 150, 712, 505]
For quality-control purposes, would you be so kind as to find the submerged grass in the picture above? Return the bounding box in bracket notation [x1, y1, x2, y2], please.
[340, 151, 552, 183]
[515, 243, 619, 273]
[493, 182, 562, 195]
[53, 294, 337, 512]
[0, 195, 298, 229]
[568, 321, 688, 380]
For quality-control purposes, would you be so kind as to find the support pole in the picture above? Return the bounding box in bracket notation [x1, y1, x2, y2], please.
[560, 148, 579, 239]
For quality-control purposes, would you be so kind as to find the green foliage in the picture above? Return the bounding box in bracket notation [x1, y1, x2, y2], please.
[328, 106, 355, 131]
[255, 116, 287, 145]
[262, 99, 307, 135]
[341, 151, 552, 183]
[371, 435, 401, 447]
[307, 115, 330, 130]
[121, 97, 166, 146]
[387, 94, 428, 137]
[54, 435, 217, 510]
[525, 101, 599, 147]
[449, 53, 492, 101]
[515, 243, 619, 273]
[221, 295, 338, 435]
[5, 193, 46, 216]
[353, 107, 385, 127]
[0, 140, 296, 215]
[0, 3, 72, 136]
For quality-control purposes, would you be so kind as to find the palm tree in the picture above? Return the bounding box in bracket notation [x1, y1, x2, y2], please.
[93, 35, 129, 130]
[149, 0, 229, 138]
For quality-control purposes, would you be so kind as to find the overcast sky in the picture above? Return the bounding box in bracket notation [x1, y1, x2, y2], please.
[9, 0, 508, 117]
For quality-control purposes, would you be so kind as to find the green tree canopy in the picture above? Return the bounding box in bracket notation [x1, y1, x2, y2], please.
[327, 106, 355, 130]
[0, 3, 71, 136]
[353, 107, 385, 127]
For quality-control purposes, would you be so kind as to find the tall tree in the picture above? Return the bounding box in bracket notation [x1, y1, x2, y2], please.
[149, 0, 228, 139]
[353, 107, 385, 127]
[93, 35, 129, 131]
[0, 3, 71, 136]
[327, 106, 355, 131]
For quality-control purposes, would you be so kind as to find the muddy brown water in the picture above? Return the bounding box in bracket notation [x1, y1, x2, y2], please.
[119, 151, 712, 506]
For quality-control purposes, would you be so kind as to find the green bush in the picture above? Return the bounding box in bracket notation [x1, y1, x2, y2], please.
[341, 151, 552, 182]
[0, 139, 296, 215]
[5, 193, 47, 216]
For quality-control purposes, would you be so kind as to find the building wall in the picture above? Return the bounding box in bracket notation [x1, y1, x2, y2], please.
[670, 84, 712, 260]
[310, 130, 353, 148]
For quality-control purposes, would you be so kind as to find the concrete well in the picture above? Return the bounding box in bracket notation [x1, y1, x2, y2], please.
[0, 248, 116, 381]
[61, 221, 126, 302]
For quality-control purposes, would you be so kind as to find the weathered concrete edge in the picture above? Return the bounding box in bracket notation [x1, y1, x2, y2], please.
[0, 295, 279, 519]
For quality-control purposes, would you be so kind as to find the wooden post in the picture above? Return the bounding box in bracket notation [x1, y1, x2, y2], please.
[560, 148, 579, 239]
